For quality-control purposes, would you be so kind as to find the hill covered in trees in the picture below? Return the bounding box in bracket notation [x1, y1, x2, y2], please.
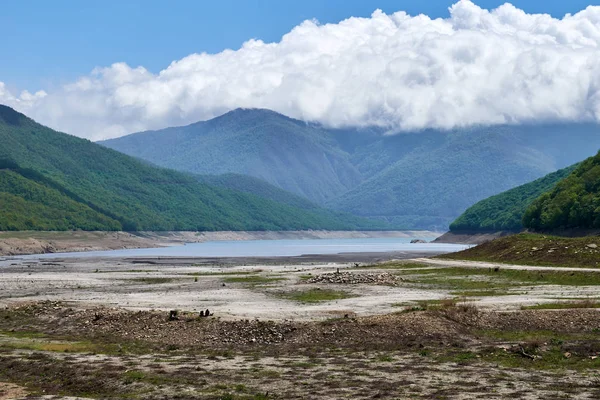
[449, 165, 577, 233]
[101, 108, 362, 204]
[523, 151, 600, 230]
[102, 109, 600, 230]
[0, 105, 384, 231]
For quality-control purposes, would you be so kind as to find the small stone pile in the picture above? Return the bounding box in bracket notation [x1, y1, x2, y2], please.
[306, 271, 401, 286]
[210, 319, 298, 345]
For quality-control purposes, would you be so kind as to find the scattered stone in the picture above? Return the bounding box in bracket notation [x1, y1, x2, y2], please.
[168, 310, 178, 321]
[306, 271, 401, 286]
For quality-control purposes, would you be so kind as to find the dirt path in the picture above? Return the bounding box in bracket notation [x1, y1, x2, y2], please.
[414, 257, 600, 272]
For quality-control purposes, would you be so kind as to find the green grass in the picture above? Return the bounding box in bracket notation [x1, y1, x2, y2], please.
[450, 290, 521, 297]
[478, 346, 600, 371]
[129, 277, 178, 285]
[223, 275, 285, 285]
[399, 265, 600, 290]
[440, 233, 600, 269]
[280, 288, 354, 303]
[521, 300, 600, 310]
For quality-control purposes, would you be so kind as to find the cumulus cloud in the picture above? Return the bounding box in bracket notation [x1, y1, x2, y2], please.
[3, 0, 600, 140]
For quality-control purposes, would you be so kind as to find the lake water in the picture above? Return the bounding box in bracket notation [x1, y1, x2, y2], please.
[15, 237, 470, 259]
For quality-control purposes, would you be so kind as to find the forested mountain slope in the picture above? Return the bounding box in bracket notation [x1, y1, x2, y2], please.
[524, 150, 600, 230]
[449, 164, 578, 233]
[101, 109, 362, 204]
[101, 108, 600, 230]
[0, 105, 383, 231]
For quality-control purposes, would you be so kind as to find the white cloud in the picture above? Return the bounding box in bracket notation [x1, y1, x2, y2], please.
[3, 0, 600, 140]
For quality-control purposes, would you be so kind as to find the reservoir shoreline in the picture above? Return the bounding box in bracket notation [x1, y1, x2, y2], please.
[0, 230, 442, 257]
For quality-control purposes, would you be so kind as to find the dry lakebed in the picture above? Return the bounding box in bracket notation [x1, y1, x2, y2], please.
[0, 236, 599, 399]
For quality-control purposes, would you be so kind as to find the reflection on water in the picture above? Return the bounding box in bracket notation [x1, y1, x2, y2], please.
[14, 237, 470, 259]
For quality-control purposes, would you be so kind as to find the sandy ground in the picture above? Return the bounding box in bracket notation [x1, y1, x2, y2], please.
[0, 230, 441, 256]
[2, 250, 599, 320]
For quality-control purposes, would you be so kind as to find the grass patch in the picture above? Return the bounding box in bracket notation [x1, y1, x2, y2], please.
[280, 288, 354, 303]
[0, 337, 101, 353]
[450, 290, 519, 297]
[185, 271, 257, 276]
[399, 266, 600, 290]
[397, 298, 476, 312]
[354, 262, 432, 270]
[440, 233, 600, 269]
[478, 346, 600, 371]
[129, 277, 177, 285]
[223, 275, 285, 285]
[521, 300, 600, 310]
[0, 330, 156, 356]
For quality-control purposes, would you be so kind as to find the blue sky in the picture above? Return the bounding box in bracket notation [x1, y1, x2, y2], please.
[1, 0, 598, 92]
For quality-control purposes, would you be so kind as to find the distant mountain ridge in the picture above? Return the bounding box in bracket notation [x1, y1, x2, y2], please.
[0, 105, 384, 231]
[102, 108, 600, 230]
[101, 108, 362, 204]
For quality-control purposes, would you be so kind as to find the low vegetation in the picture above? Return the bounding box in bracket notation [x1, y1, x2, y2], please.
[280, 288, 354, 303]
[1, 303, 600, 399]
[440, 233, 600, 268]
[521, 300, 600, 310]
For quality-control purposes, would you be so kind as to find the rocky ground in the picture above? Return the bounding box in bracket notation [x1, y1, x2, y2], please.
[306, 271, 401, 286]
[0, 302, 599, 399]
[1, 249, 600, 399]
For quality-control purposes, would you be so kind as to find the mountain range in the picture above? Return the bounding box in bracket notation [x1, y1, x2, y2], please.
[0, 105, 382, 231]
[101, 109, 600, 230]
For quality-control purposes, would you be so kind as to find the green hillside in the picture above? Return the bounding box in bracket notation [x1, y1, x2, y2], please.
[0, 105, 384, 231]
[0, 168, 120, 231]
[449, 164, 577, 232]
[101, 108, 362, 204]
[327, 125, 600, 229]
[524, 151, 600, 230]
[103, 108, 600, 230]
[196, 173, 317, 210]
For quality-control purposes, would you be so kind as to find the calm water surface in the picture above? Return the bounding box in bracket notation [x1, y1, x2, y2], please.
[15, 237, 470, 259]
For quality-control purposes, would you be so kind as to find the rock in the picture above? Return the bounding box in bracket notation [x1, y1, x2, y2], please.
[306, 271, 399, 286]
[586, 244, 598, 249]
[410, 239, 427, 244]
